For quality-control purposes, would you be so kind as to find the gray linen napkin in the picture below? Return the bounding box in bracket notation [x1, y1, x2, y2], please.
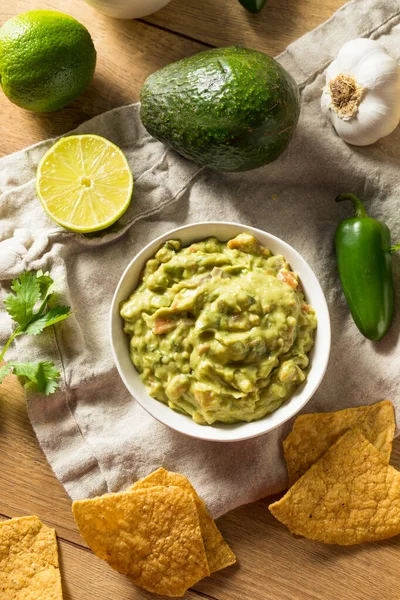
[1, 0, 400, 518]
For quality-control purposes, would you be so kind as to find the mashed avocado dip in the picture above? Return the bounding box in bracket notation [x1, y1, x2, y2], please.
[120, 233, 317, 425]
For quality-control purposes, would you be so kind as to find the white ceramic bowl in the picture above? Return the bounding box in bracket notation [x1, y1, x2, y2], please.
[82, 0, 172, 19]
[110, 222, 331, 442]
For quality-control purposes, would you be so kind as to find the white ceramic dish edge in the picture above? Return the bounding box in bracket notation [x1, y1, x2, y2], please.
[82, 0, 172, 19]
[110, 222, 331, 442]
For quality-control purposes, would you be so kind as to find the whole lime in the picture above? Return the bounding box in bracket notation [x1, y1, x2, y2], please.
[0, 10, 96, 112]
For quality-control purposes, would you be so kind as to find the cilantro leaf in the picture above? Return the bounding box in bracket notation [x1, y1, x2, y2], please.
[24, 306, 71, 335]
[1, 270, 72, 395]
[35, 362, 60, 395]
[4, 272, 41, 328]
[9, 361, 60, 395]
[35, 270, 55, 301]
[0, 364, 12, 384]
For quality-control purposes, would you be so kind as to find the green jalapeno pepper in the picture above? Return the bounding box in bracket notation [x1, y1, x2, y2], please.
[237, 0, 267, 14]
[335, 193, 395, 342]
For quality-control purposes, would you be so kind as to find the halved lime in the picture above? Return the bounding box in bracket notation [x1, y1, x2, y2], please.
[36, 134, 133, 233]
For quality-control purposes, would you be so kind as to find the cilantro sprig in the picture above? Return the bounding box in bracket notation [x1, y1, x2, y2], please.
[0, 271, 71, 395]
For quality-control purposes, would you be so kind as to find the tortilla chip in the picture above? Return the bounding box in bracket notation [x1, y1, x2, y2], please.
[283, 400, 395, 486]
[72, 486, 209, 597]
[130, 468, 236, 573]
[0, 515, 63, 600]
[270, 429, 400, 545]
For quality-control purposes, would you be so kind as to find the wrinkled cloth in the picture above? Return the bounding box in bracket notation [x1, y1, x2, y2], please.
[1, 0, 399, 517]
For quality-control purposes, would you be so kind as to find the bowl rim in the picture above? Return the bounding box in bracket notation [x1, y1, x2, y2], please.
[110, 221, 331, 442]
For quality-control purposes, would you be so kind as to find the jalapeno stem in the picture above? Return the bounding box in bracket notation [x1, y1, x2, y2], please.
[336, 193, 368, 218]
[237, 0, 267, 12]
[390, 244, 400, 254]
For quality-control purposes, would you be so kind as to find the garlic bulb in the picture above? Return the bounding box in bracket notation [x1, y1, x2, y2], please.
[321, 38, 400, 146]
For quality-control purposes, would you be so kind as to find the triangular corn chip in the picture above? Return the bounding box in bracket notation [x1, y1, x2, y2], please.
[0, 515, 63, 599]
[270, 429, 400, 545]
[130, 467, 236, 573]
[283, 400, 395, 486]
[73, 486, 209, 597]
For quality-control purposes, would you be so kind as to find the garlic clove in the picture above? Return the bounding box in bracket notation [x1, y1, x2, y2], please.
[336, 38, 380, 72]
[356, 54, 400, 90]
[321, 37, 400, 146]
[332, 93, 396, 146]
[325, 60, 342, 84]
[358, 92, 400, 140]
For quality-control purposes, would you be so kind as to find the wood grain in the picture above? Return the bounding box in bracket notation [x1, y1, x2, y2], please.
[0, 376, 215, 600]
[0, 0, 206, 156]
[1, 374, 400, 600]
[0, 0, 346, 156]
[143, 0, 346, 55]
[3, 1, 400, 600]
[0, 514, 203, 600]
[57, 540, 204, 600]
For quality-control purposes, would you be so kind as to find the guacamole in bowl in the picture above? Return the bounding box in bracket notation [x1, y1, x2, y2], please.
[120, 233, 317, 426]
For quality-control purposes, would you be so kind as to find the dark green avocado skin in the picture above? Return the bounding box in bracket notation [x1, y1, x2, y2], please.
[140, 46, 301, 172]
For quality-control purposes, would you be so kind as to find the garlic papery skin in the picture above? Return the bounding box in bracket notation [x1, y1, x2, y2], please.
[321, 38, 400, 146]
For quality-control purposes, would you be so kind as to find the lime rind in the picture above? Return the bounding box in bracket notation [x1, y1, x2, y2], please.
[36, 134, 134, 233]
[0, 10, 96, 112]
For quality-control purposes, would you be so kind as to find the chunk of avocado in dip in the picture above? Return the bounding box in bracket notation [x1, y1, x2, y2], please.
[120, 233, 317, 425]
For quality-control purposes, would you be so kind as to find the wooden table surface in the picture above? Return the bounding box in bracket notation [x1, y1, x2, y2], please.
[1, 1, 400, 599]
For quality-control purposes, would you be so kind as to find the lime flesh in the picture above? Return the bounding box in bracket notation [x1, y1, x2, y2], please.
[36, 135, 134, 233]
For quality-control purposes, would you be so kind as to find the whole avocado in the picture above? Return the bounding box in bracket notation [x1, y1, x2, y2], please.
[140, 46, 301, 172]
